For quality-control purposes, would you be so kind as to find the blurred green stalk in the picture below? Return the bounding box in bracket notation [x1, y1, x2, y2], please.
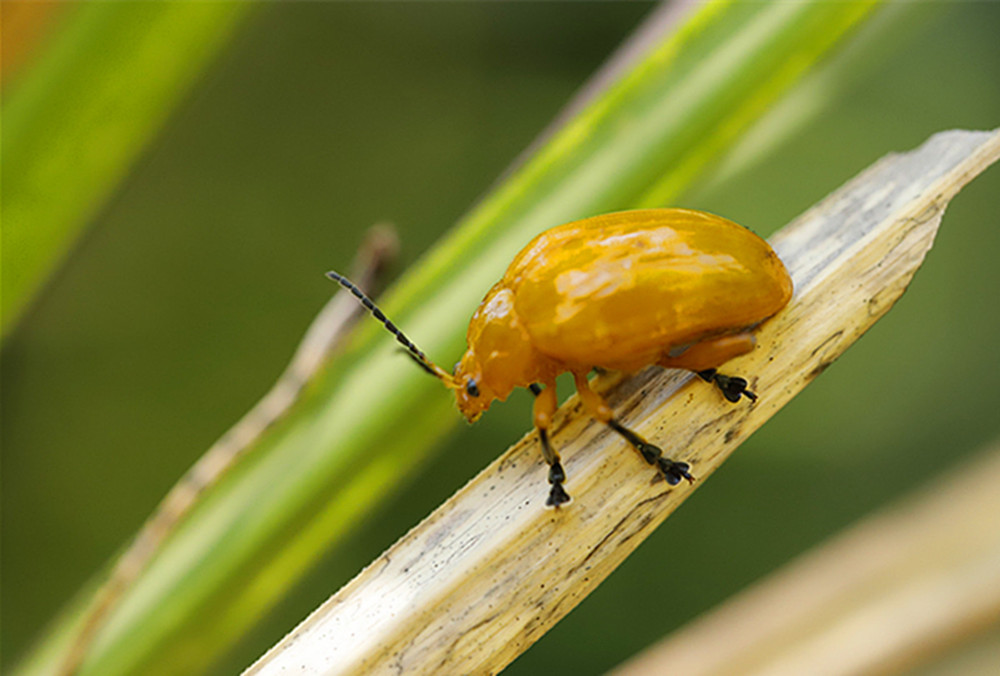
[2, 2, 251, 336]
[15, 2, 881, 675]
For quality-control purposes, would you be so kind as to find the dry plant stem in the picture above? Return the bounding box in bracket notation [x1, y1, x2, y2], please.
[609, 439, 1000, 676]
[245, 128, 1000, 676]
[58, 225, 399, 676]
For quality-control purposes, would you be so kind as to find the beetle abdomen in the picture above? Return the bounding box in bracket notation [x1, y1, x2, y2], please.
[507, 209, 792, 369]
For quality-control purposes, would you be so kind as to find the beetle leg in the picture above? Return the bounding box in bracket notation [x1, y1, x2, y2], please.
[697, 369, 757, 403]
[532, 381, 571, 507]
[607, 420, 694, 486]
[659, 332, 756, 372]
[572, 372, 694, 486]
[658, 332, 758, 403]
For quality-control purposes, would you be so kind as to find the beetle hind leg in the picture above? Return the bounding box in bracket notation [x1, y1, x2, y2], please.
[659, 332, 758, 404]
[697, 369, 757, 403]
[531, 382, 571, 507]
[571, 372, 695, 486]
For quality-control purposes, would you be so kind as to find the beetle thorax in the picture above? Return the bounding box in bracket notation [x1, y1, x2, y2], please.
[453, 284, 545, 422]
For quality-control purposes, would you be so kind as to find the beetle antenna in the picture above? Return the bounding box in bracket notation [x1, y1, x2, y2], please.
[326, 271, 453, 384]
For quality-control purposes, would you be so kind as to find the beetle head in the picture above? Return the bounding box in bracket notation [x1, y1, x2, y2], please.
[451, 285, 541, 422]
[452, 351, 494, 423]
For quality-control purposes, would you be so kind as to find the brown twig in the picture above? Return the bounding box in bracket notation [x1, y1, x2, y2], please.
[57, 224, 399, 676]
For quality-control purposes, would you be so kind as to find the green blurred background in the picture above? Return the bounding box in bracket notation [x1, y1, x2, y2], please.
[3, 2, 999, 674]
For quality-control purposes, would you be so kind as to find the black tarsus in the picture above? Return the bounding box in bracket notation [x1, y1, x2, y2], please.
[530, 384, 571, 506]
[326, 270, 436, 376]
[607, 418, 694, 486]
[539, 427, 571, 507]
[697, 368, 757, 402]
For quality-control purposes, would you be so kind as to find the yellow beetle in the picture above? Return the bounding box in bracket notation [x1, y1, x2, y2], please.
[329, 208, 793, 506]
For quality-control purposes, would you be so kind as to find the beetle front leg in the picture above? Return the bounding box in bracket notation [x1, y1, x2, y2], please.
[571, 372, 694, 486]
[531, 382, 571, 507]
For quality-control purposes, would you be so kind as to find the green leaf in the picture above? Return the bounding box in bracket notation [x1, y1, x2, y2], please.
[2, 2, 251, 336]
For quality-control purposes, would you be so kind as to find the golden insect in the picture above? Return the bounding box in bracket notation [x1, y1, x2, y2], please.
[329, 208, 792, 506]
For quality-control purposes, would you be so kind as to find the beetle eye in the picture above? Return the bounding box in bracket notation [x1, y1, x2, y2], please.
[466, 380, 480, 397]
